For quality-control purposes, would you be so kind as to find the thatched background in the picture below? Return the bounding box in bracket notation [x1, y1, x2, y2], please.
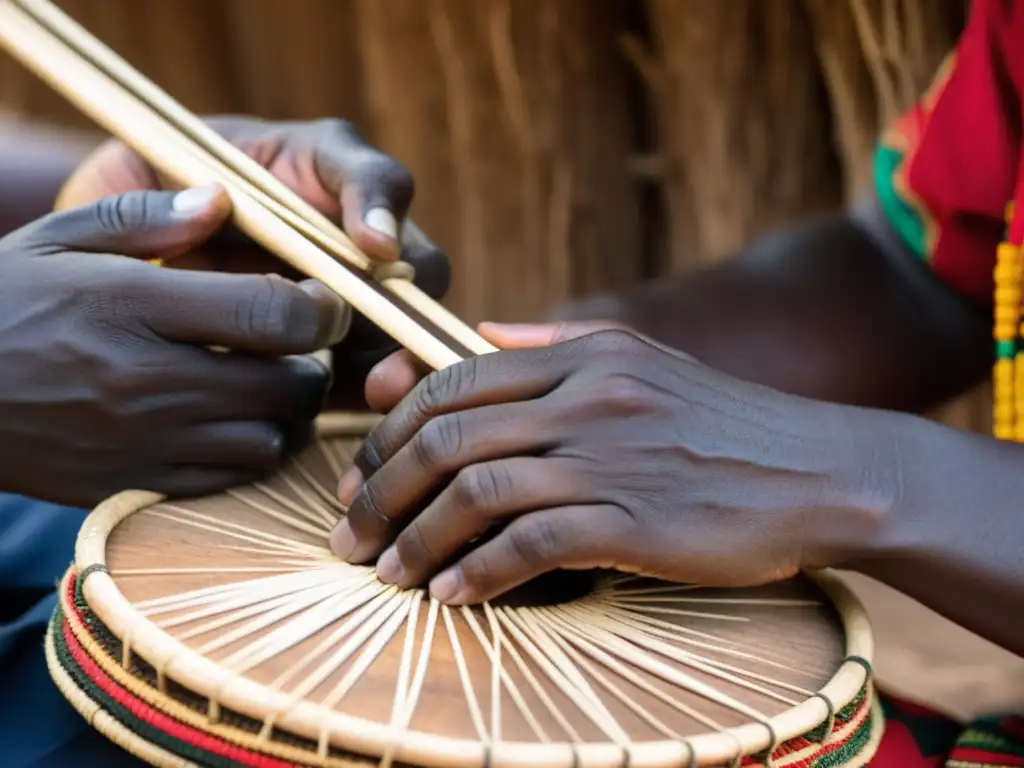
[0, 0, 981, 426]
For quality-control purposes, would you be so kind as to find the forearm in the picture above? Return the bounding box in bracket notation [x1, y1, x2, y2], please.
[559, 198, 991, 412]
[0, 115, 100, 236]
[832, 413, 1024, 657]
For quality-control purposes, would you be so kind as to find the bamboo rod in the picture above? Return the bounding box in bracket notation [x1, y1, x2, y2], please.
[16, 0, 496, 358]
[0, 0, 496, 367]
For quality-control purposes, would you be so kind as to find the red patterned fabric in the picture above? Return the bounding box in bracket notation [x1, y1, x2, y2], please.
[875, 0, 1024, 305]
[870, 694, 1024, 767]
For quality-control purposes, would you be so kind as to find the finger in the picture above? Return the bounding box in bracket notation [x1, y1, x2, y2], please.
[364, 350, 431, 413]
[375, 457, 589, 588]
[179, 353, 332, 425]
[332, 401, 563, 564]
[144, 466, 267, 499]
[203, 116, 413, 262]
[133, 270, 350, 354]
[200, 116, 342, 215]
[481, 321, 701, 365]
[338, 347, 582, 503]
[160, 421, 286, 472]
[478, 320, 631, 349]
[428, 505, 630, 605]
[400, 220, 450, 300]
[309, 119, 413, 262]
[23, 186, 230, 261]
[55, 138, 160, 209]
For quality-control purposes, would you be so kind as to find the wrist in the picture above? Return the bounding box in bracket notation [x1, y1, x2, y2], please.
[800, 404, 912, 570]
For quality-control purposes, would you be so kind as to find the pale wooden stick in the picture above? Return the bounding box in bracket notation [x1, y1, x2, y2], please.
[0, 2, 465, 371]
[13, 0, 498, 358]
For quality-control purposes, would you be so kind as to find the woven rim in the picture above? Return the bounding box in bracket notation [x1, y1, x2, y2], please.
[44, 619, 201, 768]
[56, 567, 372, 767]
[72, 413, 878, 768]
[56, 566, 882, 768]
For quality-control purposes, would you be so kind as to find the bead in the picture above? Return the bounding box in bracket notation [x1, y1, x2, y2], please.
[998, 241, 1021, 261]
[996, 305, 1020, 323]
[995, 324, 1018, 340]
[994, 268, 1022, 286]
[993, 241, 1022, 439]
[995, 287, 1022, 304]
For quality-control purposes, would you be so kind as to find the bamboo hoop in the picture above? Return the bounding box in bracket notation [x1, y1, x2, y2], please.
[52, 577, 886, 768]
[68, 415, 877, 768]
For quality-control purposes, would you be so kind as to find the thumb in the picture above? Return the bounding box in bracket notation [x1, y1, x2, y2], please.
[477, 320, 632, 349]
[22, 184, 230, 261]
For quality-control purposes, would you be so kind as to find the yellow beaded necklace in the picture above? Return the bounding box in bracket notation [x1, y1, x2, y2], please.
[994, 202, 1023, 440]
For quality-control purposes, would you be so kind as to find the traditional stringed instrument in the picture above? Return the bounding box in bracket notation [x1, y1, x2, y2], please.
[0, 2, 881, 765]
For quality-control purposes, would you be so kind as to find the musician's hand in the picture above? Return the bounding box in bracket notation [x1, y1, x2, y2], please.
[332, 322, 894, 605]
[0, 188, 348, 507]
[58, 116, 450, 402]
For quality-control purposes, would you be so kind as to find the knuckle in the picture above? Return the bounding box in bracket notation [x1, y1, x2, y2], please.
[451, 463, 510, 515]
[411, 415, 463, 471]
[314, 119, 414, 206]
[414, 360, 476, 416]
[234, 275, 313, 346]
[95, 359, 167, 418]
[360, 480, 387, 521]
[395, 521, 437, 567]
[588, 372, 655, 417]
[352, 479, 388, 528]
[586, 327, 639, 354]
[357, 436, 387, 476]
[93, 191, 151, 234]
[78, 270, 156, 337]
[506, 517, 563, 568]
[316, 117, 361, 144]
[365, 155, 414, 200]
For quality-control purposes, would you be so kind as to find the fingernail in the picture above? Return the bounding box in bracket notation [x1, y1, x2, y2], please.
[330, 520, 357, 561]
[364, 208, 398, 241]
[172, 184, 222, 216]
[337, 466, 364, 505]
[376, 547, 404, 584]
[430, 567, 465, 604]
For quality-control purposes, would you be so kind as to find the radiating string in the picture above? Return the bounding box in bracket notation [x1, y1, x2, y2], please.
[110, 435, 840, 763]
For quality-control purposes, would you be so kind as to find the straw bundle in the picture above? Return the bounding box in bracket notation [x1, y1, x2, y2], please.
[627, 0, 840, 269]
[355, 0, 642, 322]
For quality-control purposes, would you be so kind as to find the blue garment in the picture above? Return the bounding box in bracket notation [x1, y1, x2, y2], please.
[0, 494, 147, 767]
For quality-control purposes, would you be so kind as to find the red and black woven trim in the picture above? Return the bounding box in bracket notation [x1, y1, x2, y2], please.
[56, 567, 879, 768]
[51, 605, 307, 768]
[947, 714, 1024, 767]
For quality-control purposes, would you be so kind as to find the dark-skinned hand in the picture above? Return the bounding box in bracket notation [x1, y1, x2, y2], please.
[0, 188, 345, 507]
[0, 117, 450, 507]
[58, 117, 451, 407]
[332, 322, 893, 605]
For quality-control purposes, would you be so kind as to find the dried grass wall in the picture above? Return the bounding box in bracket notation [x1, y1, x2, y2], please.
[0, 0, 980, 427]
